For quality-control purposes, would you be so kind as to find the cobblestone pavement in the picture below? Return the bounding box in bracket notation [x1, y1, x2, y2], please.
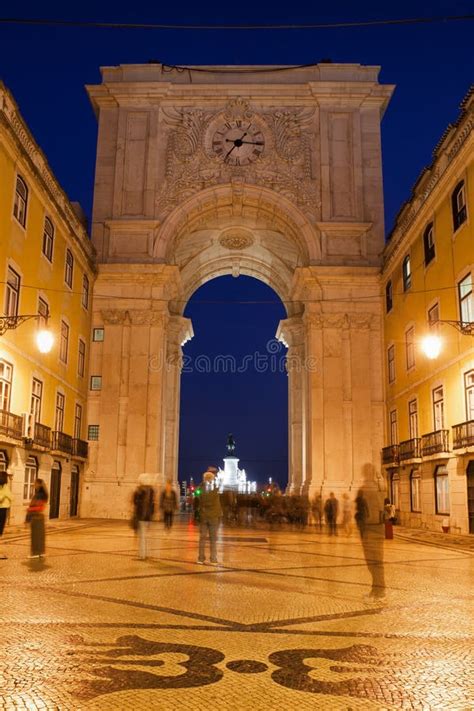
[1, 518, 473, 710]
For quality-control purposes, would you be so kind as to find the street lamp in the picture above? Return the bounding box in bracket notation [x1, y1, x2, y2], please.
[421, 319, 474, 359]
[0, 313, 54, 353]
[421, 334, 442, 359]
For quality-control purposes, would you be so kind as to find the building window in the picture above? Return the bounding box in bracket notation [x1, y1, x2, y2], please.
[74, 403, 82, 439]
[42, 217, 54, 262]
[388, 345, 395, 384]
[433, 386, 444, 430]
[13, 176, 28, 227]
[410, 469, 421, 512]
[405, 327, 415, 370]
[23, 456, 37, 500]
[390, 471, 400, 509]
[408, 399, 418, 439]
[90, 375, 102, 391]
[428, 302, 440, 329]
[458, 274, 473, 326]
[82, 274, 90, 310]
[37, 296, 49, 327]
[30, 378, 43, 423]
[78, 339, 86, 378]
[465, 370, 474, 421]
[434, 465, 450, 515]
[55, 392, 65, 432]
[0, 450, 8, 473]
[389, 409, 398, 445]
[59, 320, 69, 363]
[5, 266, 20, 317]
[385, 280, 393, 313]
[402, 255, 411, 291]
[92, 328, 104, 342]
[65, 249, 74, 288]
[423, 222, 435, 266]
[0, 360, 13, 411]
[88, 424, 99, 441]
[452, 180, 467, 231]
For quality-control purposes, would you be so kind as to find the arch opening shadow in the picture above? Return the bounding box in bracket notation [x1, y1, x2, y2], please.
[178, 275, 288, 490]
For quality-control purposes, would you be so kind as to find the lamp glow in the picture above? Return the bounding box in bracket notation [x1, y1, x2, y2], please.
[36, 329, 54, 354]
[421, 334, 442, 359]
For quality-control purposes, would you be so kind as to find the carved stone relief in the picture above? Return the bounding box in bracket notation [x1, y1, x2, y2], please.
[218, 228, 254, 250]
[157, 98, 320, 221]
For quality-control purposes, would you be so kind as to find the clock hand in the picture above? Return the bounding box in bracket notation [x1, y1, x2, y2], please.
[224, 144, 237, 161]
[224, 139, 264, 146]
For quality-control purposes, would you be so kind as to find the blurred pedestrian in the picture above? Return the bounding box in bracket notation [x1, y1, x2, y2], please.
[354, 489, 369, 537]
[312, 493, 323, 530]
[324, 492, 339, 535]
[0, 471, 13, 559]
[132, 475, 155, 560]
[160, 479, 178, 531]
[341, 492, 352, 536]
[197, 467, 222, 565]
[26, 478, 48, 559]
[355, 487, 386, 600]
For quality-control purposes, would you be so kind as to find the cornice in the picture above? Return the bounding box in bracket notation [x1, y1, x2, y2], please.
[0, 84, 95, 267]
[383, 131, 473, 273]
[385, 88, 473, 265]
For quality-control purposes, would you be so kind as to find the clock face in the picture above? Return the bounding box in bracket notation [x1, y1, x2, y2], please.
[211, 120, 265, 166]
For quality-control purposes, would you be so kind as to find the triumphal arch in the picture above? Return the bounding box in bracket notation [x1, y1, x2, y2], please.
[82, 63, 394, 517]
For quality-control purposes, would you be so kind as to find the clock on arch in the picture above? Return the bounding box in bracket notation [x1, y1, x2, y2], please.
[211, 119, 265, 166]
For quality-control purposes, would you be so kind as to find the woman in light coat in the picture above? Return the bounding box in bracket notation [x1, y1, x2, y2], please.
[0, 471, 13, 559]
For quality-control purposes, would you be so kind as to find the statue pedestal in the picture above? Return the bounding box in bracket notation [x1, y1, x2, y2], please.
[221, 457, 240, 490]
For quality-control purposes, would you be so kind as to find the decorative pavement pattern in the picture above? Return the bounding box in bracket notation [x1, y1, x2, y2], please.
[1, 518, 473, 710]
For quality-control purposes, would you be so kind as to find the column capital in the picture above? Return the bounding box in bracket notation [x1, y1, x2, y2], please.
[276, 315, 305, 348]
[167, 314, 194, 348]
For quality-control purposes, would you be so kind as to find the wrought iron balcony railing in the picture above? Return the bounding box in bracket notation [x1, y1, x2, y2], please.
[0, 409, 23, 439]
[421, 429, 450, 457]
[399, 437, 421, 461]
[72, 438, 89, 458]
[52, 430, 73, 454]
[382, 444, 399, 466]
[452, 420, 474, 449]
[34, 422, 51, 449]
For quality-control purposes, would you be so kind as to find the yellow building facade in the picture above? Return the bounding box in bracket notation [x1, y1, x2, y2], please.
[382, 88, 474, 534]
[0, 83, 95, 525]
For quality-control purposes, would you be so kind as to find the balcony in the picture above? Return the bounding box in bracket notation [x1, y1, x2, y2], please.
[382, 444, 399, 466]
[0, 409, 22, 439]
[399, 438, 421, 462]
[72, 438, 89, 459]
[452, 420, 474, 449]
[421, 429, 450, 457]
[52, 431, 73, 454]
[33, 422, 51, 449]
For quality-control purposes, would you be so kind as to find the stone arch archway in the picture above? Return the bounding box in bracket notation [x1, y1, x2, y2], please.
[83, 62, 392, 518]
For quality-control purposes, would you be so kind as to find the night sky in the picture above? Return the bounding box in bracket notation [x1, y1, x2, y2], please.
[1, 1, 472, 487]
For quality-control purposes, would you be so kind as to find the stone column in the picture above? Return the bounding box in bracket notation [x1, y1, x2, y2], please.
[277, 316, 307, 494]
[162, 315, 193, 485]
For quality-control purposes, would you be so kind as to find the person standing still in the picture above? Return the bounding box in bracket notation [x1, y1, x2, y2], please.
[133, 476, 155, 560]
[0, 471, 13, 559]
[27, 479, 48, 559]
[324, 492, 339, 536]
[197, 468, 222, 565]
[160, 479, 178, 531]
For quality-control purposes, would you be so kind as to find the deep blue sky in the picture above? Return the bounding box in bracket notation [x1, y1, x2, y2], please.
[1, 1, 472, 486]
